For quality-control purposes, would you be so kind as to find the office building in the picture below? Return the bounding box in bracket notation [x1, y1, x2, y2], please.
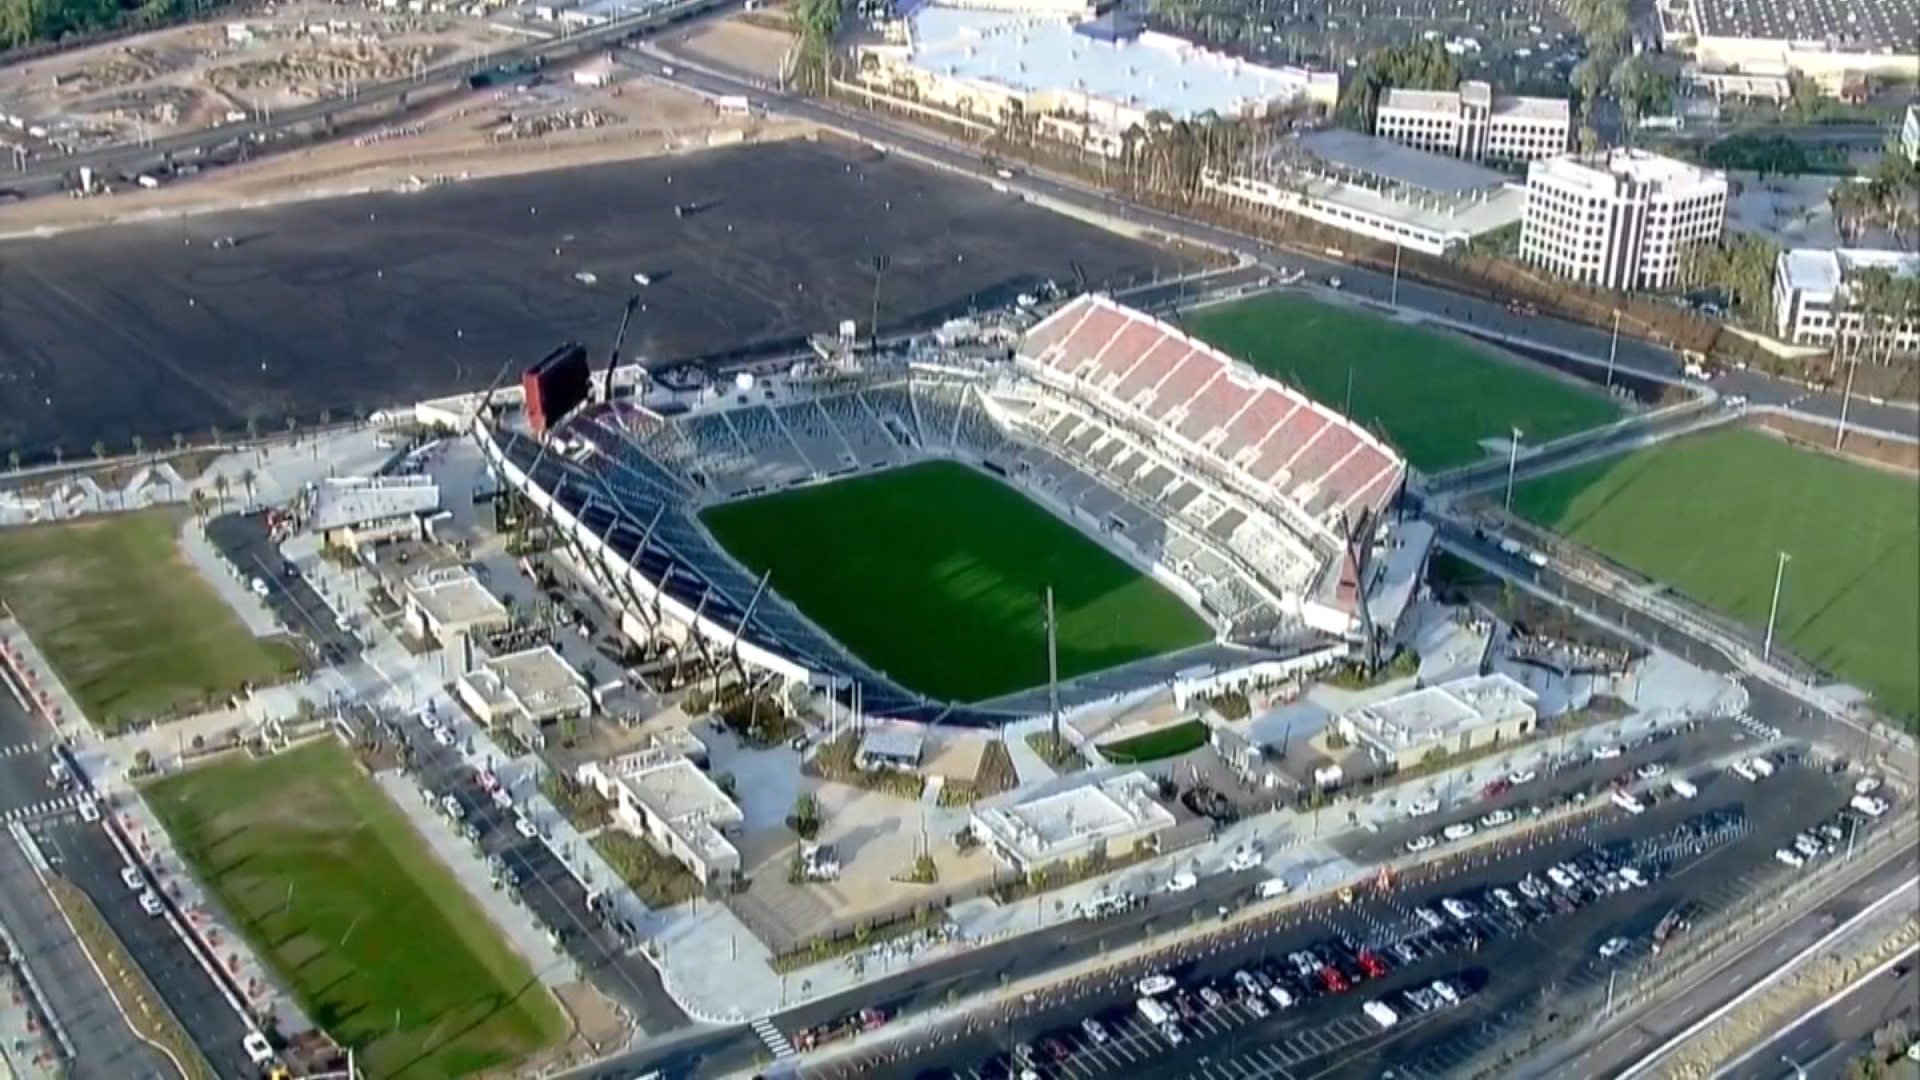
[1373, 81, 1571, 165]
[1772, 248, 1920, 354]
[1520, 149, 1727, 291]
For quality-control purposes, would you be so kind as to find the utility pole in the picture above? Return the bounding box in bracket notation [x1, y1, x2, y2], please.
[1835, 344, 1859, 451]
[1605, 308, 1620, 389]
[1504, 428, 1523, 512]
[869, 253, 891, 353]
[1763, 550, 1791, 661]
[1390, 243, 1402, 307]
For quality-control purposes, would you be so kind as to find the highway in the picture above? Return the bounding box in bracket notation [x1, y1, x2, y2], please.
[621, 46, 1919, 444]
[2, 0, 729, 191]
[1717, 943, 1918, 1080]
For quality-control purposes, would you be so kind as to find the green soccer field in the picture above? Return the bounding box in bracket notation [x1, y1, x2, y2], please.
[699, 460, 1214, 702]
[0, 508, 301, 731]
[1513, 428, 1920, 725]
[1185, 293, 1623, 473]
[144, 740, 567, 1079]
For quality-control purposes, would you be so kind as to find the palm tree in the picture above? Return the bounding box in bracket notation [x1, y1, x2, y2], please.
[240, 467, 257, 509]
[92, 440, 107, 463]
[215, 473, 231, 507]
[6, 450, 18, 473]
[131, 434, 146, 459]
[245, 416, 261, 443]
[188, 488, 208, 523]
[172, 432, 185, 455]
[52, 446, 63, 467]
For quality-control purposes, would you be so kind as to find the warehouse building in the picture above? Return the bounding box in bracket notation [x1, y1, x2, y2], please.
[1772, 248, 1920, 354]
[1337, 672, 1537, 771]
[1662, 0, 1918, 85]
[1206, 129, 1526, 256]
[1520, 149, 1726, 291]
[1373, 81, 1571, 165]
[971, 772, 1176, 874]
[853, 6, 1336, 158]
[578, 747, 743, 885]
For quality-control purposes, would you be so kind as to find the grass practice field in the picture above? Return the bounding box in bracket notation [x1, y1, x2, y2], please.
[700, 461, 1213, 702]
[0, 508, 300, 731]
[144, 740, 566, 1078]
[1186, 294, 1622, 473]
[1514, 428, 1919, 724]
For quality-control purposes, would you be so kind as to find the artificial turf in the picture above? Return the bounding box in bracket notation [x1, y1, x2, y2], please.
[144, 740, 567, 1079]
[1098, 720, 1212, 764]
[699, 460, 1213, 702]
[0, 508, 301, 731]
[1185, 293, 1623, 473]
[1512, 428, 1919, 725]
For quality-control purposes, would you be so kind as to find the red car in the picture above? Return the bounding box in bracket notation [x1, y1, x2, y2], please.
[1356, 949, 1389, 979]
[1482, 778, 1512, 799]
[1318, 966, 1350, 993]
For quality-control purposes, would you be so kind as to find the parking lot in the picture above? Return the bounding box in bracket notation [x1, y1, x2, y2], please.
[204, 512, 363, 664]
[807, 752, 1883, 1080]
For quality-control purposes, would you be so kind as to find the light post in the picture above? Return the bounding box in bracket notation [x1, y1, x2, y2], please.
[1605, 309, 1620, 389]
[1390, 242, 1402, 307]
[1763, 551, 1791, 661]
[1780, 1054, 1807, 1079]
[1504, 428, 1523, 512]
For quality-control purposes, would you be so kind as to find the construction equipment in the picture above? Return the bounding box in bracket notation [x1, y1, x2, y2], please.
[602, 293, 640, 403]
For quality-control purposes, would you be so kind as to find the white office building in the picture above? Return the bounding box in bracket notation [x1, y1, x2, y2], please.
[1520, 149, 1727, 291]
[1772, 248, 1920, 354]
[1373, 81, 1571, 165]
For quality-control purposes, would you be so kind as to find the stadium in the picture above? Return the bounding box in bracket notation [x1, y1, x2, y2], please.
[472, 293, 1410, 726]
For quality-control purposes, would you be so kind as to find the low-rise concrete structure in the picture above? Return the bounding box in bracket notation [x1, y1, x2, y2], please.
[1772, 247, 1920, 354]
[856, 724, 926, 770]
[1337, 672, 1538, 770]
[455, 645, 592, 749]
[404, 566, 511, 646]
[579, 747, 744, 885]
[303, 475, 440, 548]
[971, 772, 1176, 873]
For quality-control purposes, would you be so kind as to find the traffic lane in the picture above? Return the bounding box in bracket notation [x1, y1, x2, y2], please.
[0, 674, 59, 814]
[1545, 842, 1919, 1080]
[0, 829, 174, 1080]
[1728, 955, 1917, 1080]
[34, 817, 256, 1079]
[1329, 719, 1744, 864]
[203, 513, 361, 662]
[393, 714, 693, 1032]
[848, 780, 1831, 1080]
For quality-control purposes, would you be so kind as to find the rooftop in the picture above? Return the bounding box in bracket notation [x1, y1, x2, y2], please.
[595, 747, 742, 859]
[306, 474, 440, 532]
[1529, 148, 1724, 192]
[1294, 129, 1513, 195]
[1778, 247, 1920, 295]
[405, 567, 510, 631]
[1378, 82, 1569, 123]
[900, 6, 1334, 120]
[462, 645, 591, 724]
[1687, 0, 1917, 53]
[858, 723, 927, 763]
[972, 772, 1176, 863]
[1343, 672, 1538, 751]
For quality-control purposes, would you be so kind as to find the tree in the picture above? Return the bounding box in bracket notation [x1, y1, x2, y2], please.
[1335, 41, 1462, 129]
[245, 416, 261, 442]
[133, 748, 154, 774]
[239, 467, 257, 508]
[92, 439, 107, 462]
[172, 432, 185, 454]
[51, 446, 62, 466]
[131, 433, 145, 458]
[6, 450, 18, 473]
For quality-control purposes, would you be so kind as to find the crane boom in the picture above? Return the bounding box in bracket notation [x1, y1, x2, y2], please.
[603, 293, 640, 403]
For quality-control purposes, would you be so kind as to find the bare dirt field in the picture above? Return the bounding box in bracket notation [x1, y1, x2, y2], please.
[674, 15, 796, 82]
[1755, 412, 1920, 475]
[0, 135, 1193, 461]
[0, 4, 514, 154]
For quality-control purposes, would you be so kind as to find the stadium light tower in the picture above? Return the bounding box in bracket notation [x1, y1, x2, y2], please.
[869, 253, 891, 352]
[1045, 586, 1061, 746]
[1763, 551, 1792, 661]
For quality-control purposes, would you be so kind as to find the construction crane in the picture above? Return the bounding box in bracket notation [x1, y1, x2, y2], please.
[601, 293, 640, 403]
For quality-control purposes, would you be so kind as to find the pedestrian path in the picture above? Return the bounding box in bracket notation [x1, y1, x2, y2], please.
[753, 1017, 795, 1058]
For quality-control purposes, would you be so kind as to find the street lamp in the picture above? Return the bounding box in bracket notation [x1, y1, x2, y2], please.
[1763, 551, 1792, 662]
[1780, 1054, 1808, 1080]
[1605, 309, 1621, 389]
[1504, 428, 1524, 512]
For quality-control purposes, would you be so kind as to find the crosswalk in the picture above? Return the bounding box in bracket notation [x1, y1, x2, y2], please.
[755, 1017, 795, 1058]
[0, 742, 43, 759]
[1, 793, 85, 823]
[1732, 713, 1781, 742]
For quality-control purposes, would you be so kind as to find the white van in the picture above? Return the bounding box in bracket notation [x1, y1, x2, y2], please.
[1256, 878, 1290, 899]
[1669, 777, 1698, 800]
[1363, 1001, 1400, 1029]
[1611, 789, 1646, 815]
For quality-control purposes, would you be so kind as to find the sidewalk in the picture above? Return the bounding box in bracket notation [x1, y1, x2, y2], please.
[0, 923, 65, 1080]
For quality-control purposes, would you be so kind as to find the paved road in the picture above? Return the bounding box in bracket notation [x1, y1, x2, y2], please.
[203, 513, 363, 664]
[27, 814, 256, 1078]
[2, 0, 729, 191]
[626, 48, 1920, 444]
[1718, 944, 1918, 1080]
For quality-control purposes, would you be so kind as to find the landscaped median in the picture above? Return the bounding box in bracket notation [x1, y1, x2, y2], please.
[44, 875, 217, 1080]
[1095, 719, 1210, 765]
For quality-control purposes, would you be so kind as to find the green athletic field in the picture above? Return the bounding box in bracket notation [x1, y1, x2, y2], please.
[700, 461, 1213, 702]
[0, 508, 301, 731]
[1185, 293, 1623, 473]
[1513, 428, 1919, 725]
[144, 740, 566, 1079]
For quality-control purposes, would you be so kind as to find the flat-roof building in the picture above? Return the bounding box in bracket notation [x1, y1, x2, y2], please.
[1772, 248, 1920, 355]
[1373, 81, 1571, 165]
[404, 566, 511, 646]
[578, 747, 743, 885]
[1338, 672, 1537, 770]
[303, 475, 440, 548]
[856, 723, 926, 771]
[1206, 129, 1526, 256]
[1663, 0, 1918, 84]
[1520, 149, 1727, 291]
[455, 645, 592, 749]
[971, 772, 1176, 873]
[1903, 104, 1919, 165]
[854, 6, 1336, 159]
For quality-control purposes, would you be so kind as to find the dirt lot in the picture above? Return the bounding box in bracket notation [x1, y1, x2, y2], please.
[673, 15, 796, 82]
[0, 4, 513, 153]
[1755, 412, 1920, 475]
[0, 134, 1192, 461]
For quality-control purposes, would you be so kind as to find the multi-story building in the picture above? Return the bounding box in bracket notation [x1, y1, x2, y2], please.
[1903, 104, 1919, 165]
[1772, 248, 1920, 355]
[1372, 80, 1571, 165]
[1519, 149, 1727, 291]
